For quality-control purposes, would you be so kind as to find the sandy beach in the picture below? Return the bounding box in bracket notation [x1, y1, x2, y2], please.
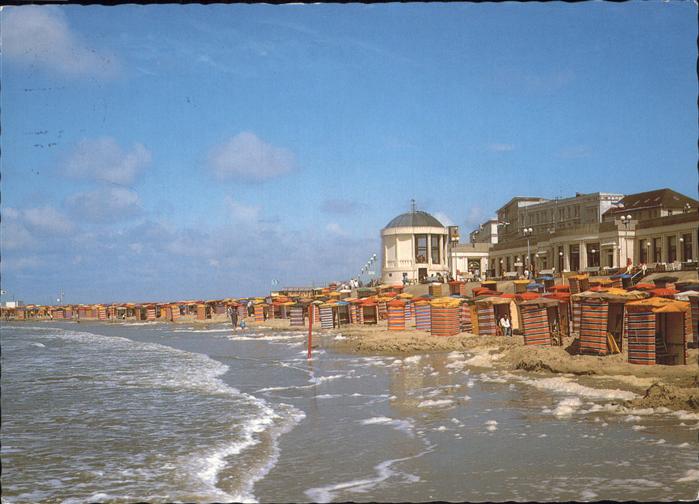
[229, 316, 699, 413]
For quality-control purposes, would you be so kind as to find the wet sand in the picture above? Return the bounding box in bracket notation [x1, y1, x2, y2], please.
[239, 318, 699, 413]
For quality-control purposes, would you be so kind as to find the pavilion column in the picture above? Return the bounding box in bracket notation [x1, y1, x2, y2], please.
[428, 234, 432, 266]
[579, 240, 587, 269]
[408, 234, 414, 280]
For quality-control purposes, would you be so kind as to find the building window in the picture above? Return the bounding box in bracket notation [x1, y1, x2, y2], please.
[586, 243, 600, 267]
[506, 256, 511, 272]
[639, 240, 650, 264]
[431, 234, 441, 264]
[652, 237, 661, 262]
[682, 233, 693, 261]
[667, 236, 677, 263]
[415, 235, 428, 264]
[607, 250, 614, 268]
[569, 244, 580, 271]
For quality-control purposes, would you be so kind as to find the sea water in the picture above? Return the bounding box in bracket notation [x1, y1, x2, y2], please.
[1, 321, 697, 502]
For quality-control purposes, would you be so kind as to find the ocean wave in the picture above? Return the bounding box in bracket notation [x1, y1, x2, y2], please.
[359, 416, 415, 437]
[3, 325, 303, 504]
[172, 328, 234, 333]
[304, 445, 433, 503]
[417, 399, 455, 408]
[505, 374, 637, 402]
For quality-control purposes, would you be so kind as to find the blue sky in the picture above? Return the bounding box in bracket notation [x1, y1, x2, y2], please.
[1, 2, 696, 304]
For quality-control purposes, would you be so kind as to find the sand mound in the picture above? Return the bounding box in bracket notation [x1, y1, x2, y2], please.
[625, 382, 699, 411]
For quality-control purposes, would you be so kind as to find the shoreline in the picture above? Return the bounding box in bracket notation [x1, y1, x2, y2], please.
[15, 317, 699, 412]
[313, 322, 699, 413]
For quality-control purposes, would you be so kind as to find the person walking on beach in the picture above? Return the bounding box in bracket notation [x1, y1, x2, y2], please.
[227, 305, 238, 328]
[499, 314, 512, 337]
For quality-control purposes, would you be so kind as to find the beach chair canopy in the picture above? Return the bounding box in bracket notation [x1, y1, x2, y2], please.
[626, 297, 690, 314]
[674, 290, 699, 301]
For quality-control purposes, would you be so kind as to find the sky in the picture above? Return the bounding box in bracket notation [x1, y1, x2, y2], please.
[1, 2, 697, 304]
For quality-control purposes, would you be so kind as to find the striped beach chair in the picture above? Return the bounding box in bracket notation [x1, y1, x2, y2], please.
[476, 305, 497, 336]
[626, 310, 656, 365]
[572, 298, 582, 334]
[289, 306, 304, 327]
[459, 303, 473, 333]
[320, 306, 334, 329]
[254, 305, 265, 322]
[387, 301, 406, 331]
[431, 306, 460, 337]
[520, 305, 551, 346]
[689, 296, 698, 345]
[579, 299, 608, 355]
[414, 302, 431, 331]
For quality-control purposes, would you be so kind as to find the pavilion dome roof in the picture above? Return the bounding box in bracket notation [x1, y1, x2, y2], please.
[385, 210, 444, 229]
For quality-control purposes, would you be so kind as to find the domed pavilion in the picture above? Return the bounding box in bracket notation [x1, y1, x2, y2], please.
[380, 206, 450, 284]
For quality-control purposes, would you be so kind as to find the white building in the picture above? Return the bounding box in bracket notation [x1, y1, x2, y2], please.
[469, 219, 499, 244]
[381, 210, 449, 284]
[450, 243, 490, 280]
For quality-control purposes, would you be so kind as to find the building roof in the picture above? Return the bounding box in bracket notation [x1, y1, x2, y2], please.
[385, 210, 444, 229]
[496, 196, 548, 214]
[603, 188, 698, 216]
[452, 243, 491, 253]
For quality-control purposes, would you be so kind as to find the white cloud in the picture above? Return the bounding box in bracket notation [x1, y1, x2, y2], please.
[23, 206, 75, 234]
[433, 212, 454, 227]
[1, 255, 45, 271]
[1, 204, 74, 252]
[486, 143, 515, 153]
[209, 132, 295, 182]
[1, 219, 36, 250]
[129, 243, 143, 254]
[224, 196, 260, 222]
[325, 222, 348, 236]
[64, 138, 151, 185]
[2, 6, 119, 78]
[66, 187, 142, 221]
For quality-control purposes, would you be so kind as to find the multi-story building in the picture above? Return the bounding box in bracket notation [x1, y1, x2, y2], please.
[602, 188, 697, 222]
[469, 219, 499, 244]
[484, 189, 697, 276]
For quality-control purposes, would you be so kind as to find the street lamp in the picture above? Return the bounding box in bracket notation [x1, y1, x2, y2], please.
[590, 248, 597, 268]
[523, 227, 533, 268]
[619, 214, 632, 268]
